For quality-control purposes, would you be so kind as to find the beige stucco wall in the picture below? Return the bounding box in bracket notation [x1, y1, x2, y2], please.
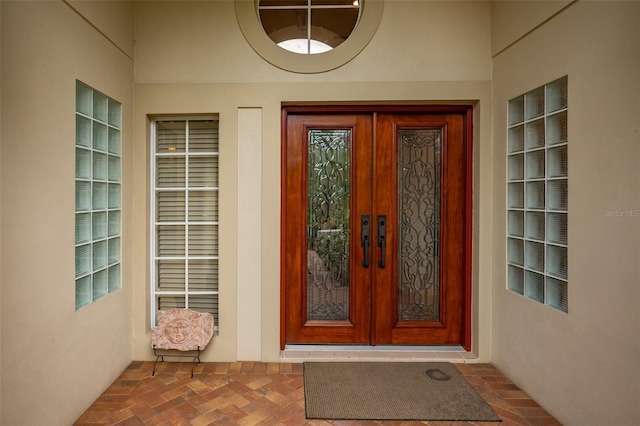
[134, 0, 492, 83]
[0, 1, 3, 417]
[490, 0, 573, 56]
[0, 1, 134, 424]
[66, 0, 135, 58]
[491, 1, 640, 425]
[131, 0, 494, 363]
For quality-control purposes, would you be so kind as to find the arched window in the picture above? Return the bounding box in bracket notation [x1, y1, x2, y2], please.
[258, 0, 361, 55]
[235, 0, 383, 73]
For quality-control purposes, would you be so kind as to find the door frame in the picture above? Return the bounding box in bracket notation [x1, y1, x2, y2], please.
[280, 104, 474, 351]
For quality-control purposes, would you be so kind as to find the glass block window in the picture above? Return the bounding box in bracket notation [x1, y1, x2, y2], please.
[507, 76, 568, 312]
[151, 117, 220, 329]
[75, 81, 121, 310]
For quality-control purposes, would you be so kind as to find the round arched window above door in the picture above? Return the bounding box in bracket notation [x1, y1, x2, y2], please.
[258, 0, 362, 55]
[235, 0, 383, 73]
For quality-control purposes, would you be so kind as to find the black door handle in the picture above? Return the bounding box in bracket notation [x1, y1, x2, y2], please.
[378, 215, 387, 268]
[361, 215, 370, 268]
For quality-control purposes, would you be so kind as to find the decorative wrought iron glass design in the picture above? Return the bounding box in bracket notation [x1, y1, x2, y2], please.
[307, 129, 351, 321]
[398, 129, 442, 321]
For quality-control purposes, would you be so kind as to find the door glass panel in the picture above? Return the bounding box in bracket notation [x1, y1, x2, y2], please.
[398, 129, 441, 321]
[307, 129, 351, 321]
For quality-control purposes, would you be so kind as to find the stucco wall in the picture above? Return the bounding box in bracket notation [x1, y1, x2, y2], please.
[0, 1, 3, 418]
[0, 1, 134, 424]
[491, 2, 640, 425]
[134, 0, 492, 83]
[131, 0, 494, 363]
[67, 0, 135, 58]
[490, 0, 573, 56]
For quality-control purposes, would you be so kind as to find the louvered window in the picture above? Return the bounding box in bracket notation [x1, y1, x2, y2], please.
[75, 81, 122, 310]
[507, 76, 568, 312]
[151, 118, 219, 328]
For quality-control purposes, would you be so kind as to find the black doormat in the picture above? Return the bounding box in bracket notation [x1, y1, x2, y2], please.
[304, 362, 501, 421]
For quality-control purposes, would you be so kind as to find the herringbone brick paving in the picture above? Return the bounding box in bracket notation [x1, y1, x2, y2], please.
[74, 361, 561, 426]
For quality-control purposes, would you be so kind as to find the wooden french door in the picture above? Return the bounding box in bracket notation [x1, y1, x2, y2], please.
[282, 106, 471, 348]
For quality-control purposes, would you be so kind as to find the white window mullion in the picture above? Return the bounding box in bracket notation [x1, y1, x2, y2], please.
[185, 119, 190, 300]
[307, 0, 312, 55]
[151, 124, 157, 316]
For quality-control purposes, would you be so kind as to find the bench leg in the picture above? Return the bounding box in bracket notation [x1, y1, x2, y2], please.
[152, 345, 202, 378]
[152, 354, 164, 376]
[190, 347, 202, 378]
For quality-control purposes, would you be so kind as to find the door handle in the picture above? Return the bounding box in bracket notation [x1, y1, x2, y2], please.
[361, 215, 370, 268]
[377, 215, 387, 268]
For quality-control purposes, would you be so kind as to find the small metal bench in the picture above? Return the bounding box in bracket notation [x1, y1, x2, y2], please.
[151, 308, 214, 378]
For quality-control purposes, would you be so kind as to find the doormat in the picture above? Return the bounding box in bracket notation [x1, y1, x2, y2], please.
[304, 362, 501, 421]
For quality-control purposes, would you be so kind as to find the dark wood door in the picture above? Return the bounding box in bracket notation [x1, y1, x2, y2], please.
[282, 108, 470, 347]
